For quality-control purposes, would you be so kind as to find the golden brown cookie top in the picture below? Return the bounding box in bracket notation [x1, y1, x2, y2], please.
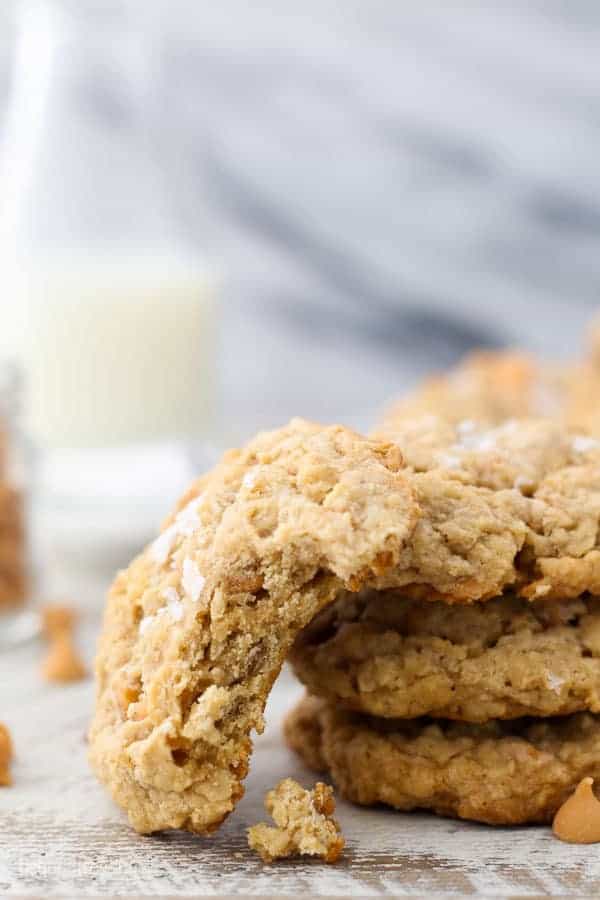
[372, 416, 600, 602]
[90, 416, 600, 836]
[374, 416, 598, 492]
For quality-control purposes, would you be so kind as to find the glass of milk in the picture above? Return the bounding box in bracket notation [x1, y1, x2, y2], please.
[0, 0, 218, 575]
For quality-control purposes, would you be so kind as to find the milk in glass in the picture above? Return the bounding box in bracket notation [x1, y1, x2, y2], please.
[0, 0, 218, 562]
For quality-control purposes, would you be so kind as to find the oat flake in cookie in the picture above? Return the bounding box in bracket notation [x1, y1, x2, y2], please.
[89, 417, 600, 835]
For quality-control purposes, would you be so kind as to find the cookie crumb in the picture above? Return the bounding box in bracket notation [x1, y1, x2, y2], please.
[0, 722, 13, 786]
[247, 778, 344, 863]
[553, 777, 600, 843]
[41, 603, 87, 683]
[41, 604, 77, 638]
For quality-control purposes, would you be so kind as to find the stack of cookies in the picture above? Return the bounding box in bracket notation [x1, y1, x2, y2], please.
[286, 416, 600, 825]
[90, 407, 600, 837]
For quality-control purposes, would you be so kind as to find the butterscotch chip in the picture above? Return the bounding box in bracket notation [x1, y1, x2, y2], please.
[89, 418, 600, 836]
[41, 603, 78, 639]
[0, 722, 13, 786]
[247, 778, 344, 863]
[553, 777, 600, 843]
[291, 591, 600, 722]
[42, 633, 87, 683]
[41, 603, 87, 683]
[285, 695, 600, 826]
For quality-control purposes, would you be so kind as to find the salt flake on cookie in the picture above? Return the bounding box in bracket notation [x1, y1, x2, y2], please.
[150, 496, 203, 566]
[182, 558, 205, 602]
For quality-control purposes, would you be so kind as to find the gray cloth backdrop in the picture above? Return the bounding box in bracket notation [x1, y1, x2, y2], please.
[1, 1, 599, 442]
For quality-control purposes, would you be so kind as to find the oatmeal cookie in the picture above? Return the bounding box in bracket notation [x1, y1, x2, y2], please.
[291, 591, 600, 722]
[285, 695, 600, 825]
[90, 418, 600, 834]
[41, 604, 87, 683]
[378, 344, 600, 438]
[89, 420, 416, 835]
[371, 417, 600, 603]
[247, 778, 344, 863]
[379, 351, 562, 430]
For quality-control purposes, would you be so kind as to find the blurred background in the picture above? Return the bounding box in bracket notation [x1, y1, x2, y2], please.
[0, 0, 598, 586]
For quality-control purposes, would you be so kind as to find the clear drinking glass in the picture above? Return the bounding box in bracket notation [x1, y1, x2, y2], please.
[0, 0, 217, 576]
